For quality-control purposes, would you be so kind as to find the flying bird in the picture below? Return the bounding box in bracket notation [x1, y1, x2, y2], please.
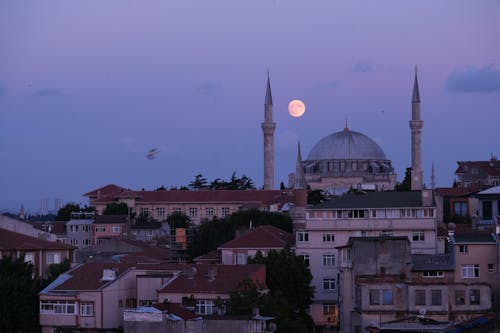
[146, 148, 159, 160]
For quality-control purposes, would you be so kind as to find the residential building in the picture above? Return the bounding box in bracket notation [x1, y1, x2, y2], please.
[455, 156, 500, 190]
[0, 227, 75, 278]
[84, 185, 305, 225]
[92, 215, 129, 245]
[0, 214, 57, 241]
[39, 262, 267, 333]
[475, 185, 500, 228]
[66, 212, 95, 248]
[435, 187, 479, 225]
[218, 225, 294, 265]
[296, 190, 438, 328]
[129, 220, 170, 243]
[157, 264, 267, 316]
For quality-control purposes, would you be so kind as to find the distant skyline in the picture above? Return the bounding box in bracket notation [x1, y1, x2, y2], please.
[1, 1, 499, 212]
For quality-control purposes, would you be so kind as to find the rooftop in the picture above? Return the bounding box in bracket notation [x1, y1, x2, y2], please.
[94, 215, 129, 225]
[311, 191, 426, 209]
[218, 225, 294, 250]
[0, 227, 75, 251]
[453, 233, 497, 244]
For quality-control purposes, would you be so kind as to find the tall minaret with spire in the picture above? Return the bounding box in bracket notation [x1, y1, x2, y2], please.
[262, 72, 276, 190]
[431, 163, 436, 190]
[410, 67, 424, 191]
[294, 142, 306, 189]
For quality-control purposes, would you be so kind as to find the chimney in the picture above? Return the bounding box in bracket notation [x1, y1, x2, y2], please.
[207, 267, 217, 282]
[101, 268, 117, 281]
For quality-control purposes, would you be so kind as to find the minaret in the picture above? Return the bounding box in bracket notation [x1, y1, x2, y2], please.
[262, 72, 276, 190]
[410, 66, 424, 191]
[294, 142, 306, 189]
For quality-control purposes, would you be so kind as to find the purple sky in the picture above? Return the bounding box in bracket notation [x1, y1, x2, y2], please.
[1, 1, 499, 213]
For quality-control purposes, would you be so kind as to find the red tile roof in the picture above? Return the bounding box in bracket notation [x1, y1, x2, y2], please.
[159, 264, 266, 294]
[153, 303, 201, 320]
[0, 227, 75, 251]
[193, 250, 222, 264]
[435, 187, 478, 197]
[218, 225, 294, 250]
[91, 189, 299, 207]
[83, 184, 126, 197]
[94, 215, 129, 225]
[455, 161, 500, 177]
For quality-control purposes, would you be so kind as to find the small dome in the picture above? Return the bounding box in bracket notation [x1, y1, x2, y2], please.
[307, 128, 386, 160]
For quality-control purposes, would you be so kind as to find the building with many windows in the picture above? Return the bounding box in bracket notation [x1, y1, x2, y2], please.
[295, 190, 438, 329]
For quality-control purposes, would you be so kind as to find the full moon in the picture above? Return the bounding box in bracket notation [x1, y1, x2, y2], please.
[288, 99, 306, 117]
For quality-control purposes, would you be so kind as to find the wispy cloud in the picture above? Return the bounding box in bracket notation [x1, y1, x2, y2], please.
[446, 65, 500, 93]
[31, 88, 67, 98]
[352, 61, 373, 74]
[194, 82, 220, 95]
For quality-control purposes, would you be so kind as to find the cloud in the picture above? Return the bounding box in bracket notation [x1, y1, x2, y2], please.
[31, 88, 67, 97]
[446, 65, 500, 93]
[352, 61, 373, 74]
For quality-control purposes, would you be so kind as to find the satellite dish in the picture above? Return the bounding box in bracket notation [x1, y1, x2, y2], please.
[419, 308, 427, 316]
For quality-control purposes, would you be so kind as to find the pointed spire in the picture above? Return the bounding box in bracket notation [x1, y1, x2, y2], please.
[412, 65, 420, 103]
[265, 70, 273, 105]
[344, 118, 349, 132]
[294, 141, 306, 189]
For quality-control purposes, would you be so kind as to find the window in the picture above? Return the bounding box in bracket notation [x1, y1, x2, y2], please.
[205, 207, 214, 217]
[431, 290, 442, 306]
[422, 271, 444, 278]
[83, 239, 91, 246]
[195, 300, 214, 315]
[369, 289, 380, 305]
[488, 264, 494, 273]
[70, 239, 78, 245]
[140, 208, 149, 217]
[412, 231, 425, 242]
[46, 252, 61, 264]
[234, 253, 246, 265]
[139, 300, 155, 307]
[482, 201, 492, 219]
[470, 289, 480, 305]
[24, 253, 34, 264]
[455, 290, 465, 305]
[415, 290, 426, 305]
[221, 207, 231, 217]
[80, 303, 94, 316]
[454, 202, 467, 216]
[382, 289, 393, 305]
[172, 207, 182, 214]
[323, 278, 336, 291]
[322, 233, 334, 242]
[459, 245, 468, 253]
[296, 231, 309, 242]
[423, 208, 434, 217]
[347, 210, 366, 219]
[156, 207, 166, 218]
[379, 230, 393, 237]
[299, 254, 310, 267]
[112, 226, 121, 233]
[40, 301, 76, 315]
[323, 303, 335, 315]
[334, 210, 343, 219]
[95, 226, 105, 232]
[323, 254, 335, 267]
[188, 207, 198, 217]
[83, 225, 91, 232]
[461, 264, 480, 278]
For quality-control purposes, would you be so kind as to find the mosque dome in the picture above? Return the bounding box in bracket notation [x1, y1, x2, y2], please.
[307, 128, 386, 161]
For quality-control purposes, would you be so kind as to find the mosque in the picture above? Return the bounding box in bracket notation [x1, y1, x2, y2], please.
[261, 70, 424, 194]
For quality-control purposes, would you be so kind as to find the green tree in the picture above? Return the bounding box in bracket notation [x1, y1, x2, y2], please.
[55, 202, 93, 221]
[166, 212, 191, 229]
[103, 202, 129, 215]
[189, 174, 208, 190]
[307, 189, 326, 205]
[395, 167, 412, 191]
[39, 259, 71, 290]
[0, 256, 40, 333]
[228, 278, 265, 315]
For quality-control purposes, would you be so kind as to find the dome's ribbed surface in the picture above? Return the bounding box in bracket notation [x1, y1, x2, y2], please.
[307, 129, 386, 160]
